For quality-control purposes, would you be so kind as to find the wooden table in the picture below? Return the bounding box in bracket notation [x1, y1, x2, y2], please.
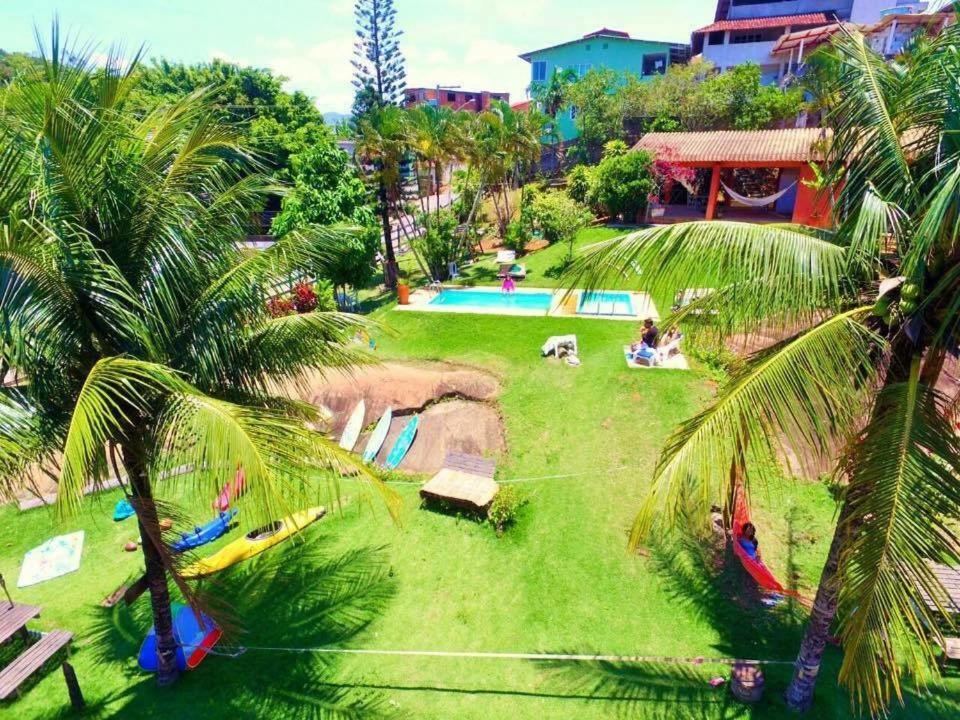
[0, 603, 40, 646]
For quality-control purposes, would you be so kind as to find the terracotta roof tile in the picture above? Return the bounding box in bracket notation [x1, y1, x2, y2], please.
[771, 22, 849, 55]
[633, 128, 830, 165]
[693, 13, 831, 35]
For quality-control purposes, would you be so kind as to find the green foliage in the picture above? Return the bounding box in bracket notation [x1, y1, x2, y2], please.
[129, 58, 326, 182]
[488, 485, 528, 536]
[502, 220, 531, 256]
[528, 191, 592, 265]
[530, 67, 578, 116]
[566, 68, 624, 156]
[589, 150, 655, 222]
[413, 209, 461, 281]
[271, 142, 379, 289]
[352, 0, 406, 118]
[602, 140, 629, 158]
[617, 59, 804, 132]
[566, 164, 595, 205]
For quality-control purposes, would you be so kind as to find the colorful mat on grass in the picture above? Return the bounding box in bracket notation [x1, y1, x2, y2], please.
[17, 531, 85, 587]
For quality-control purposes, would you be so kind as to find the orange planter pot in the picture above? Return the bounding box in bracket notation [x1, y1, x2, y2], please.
[397, 284, 410, 305]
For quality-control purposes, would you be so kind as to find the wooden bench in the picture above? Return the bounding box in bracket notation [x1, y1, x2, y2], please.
[0, 630, 75, 702]
[941, 637, 960, 667]
[0, 603, 40, 645]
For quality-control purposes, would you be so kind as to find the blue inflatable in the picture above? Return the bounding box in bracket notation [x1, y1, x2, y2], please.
[113, 498, 135, 522]
[170, 509, 238, 553]
[138, 603, 221, 672]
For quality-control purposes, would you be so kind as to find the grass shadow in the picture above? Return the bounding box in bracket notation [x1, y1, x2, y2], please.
[56, 534, 403, 719]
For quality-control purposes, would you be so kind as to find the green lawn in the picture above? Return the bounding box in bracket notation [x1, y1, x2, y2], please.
[1, 305, 958, 718]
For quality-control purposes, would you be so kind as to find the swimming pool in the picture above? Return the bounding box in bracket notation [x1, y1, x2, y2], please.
[428, 288, 554, 313]
[577, 291, 635, 317]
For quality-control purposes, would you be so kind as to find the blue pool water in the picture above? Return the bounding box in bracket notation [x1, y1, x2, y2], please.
[578, 291, 634, 316]
[428, 289, 554, 312]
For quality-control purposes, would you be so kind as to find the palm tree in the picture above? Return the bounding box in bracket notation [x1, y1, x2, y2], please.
[354, 104, 408, 289]
[0, 28, 397, 686]
[405, 104, 464, 221]
[568, 27, 960, 714]
[531, 67, 578, 117]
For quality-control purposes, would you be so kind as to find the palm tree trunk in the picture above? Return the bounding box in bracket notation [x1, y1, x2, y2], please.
[122, 439, 179, 686]
[784, 338, 915, 711]
[378, 178, 397, 289]
[784, 512, 845, 711]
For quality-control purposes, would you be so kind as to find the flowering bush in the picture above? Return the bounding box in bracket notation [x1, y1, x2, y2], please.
[266, 296, 295, 318]
[291, 281, 318, 313]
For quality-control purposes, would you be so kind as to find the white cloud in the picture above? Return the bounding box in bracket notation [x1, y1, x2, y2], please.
[265, 37, 356, 111]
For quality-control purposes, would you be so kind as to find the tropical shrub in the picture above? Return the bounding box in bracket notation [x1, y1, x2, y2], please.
[602, 139, 629, 158]
[528, 191, 592, 264]
[590, 150, 656, 222]
[502, 220, 530, 256]
[566, 165, 595, 205]
[488, 486, 528, 536]
[413, 209, 461, 281]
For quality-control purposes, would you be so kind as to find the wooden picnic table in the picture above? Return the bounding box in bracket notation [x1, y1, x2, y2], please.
[0, 603, 40, 646]
[923, 563, 960, 615]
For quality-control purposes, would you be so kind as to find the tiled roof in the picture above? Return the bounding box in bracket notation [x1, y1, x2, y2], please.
[693, 13, 831, 35]
[583, 28, 630, 39]
[511, 100, 532, 112]
[633, 128, 830, 164]
[771, 22, 849, 55]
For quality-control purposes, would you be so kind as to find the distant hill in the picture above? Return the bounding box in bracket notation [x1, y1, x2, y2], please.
[322, 111, 350, 126]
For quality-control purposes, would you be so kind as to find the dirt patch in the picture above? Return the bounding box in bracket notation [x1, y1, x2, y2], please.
[289, 361, 506, 473]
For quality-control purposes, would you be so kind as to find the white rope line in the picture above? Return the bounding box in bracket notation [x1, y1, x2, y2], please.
[202, 644, 796, 666]
[342, 465, 636, 486]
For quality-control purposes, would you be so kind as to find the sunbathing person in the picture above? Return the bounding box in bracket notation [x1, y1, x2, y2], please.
[630, 318, 660, 352]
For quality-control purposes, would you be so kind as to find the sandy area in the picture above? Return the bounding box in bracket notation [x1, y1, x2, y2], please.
[290, 361, 506, 473]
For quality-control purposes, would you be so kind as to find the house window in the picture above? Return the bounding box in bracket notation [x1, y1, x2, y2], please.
[532, 61, 547, 82]
[570, 105, 578, 120]
[731, 33, 763, 44]
[708, 31, 725, 46]
[446, 92, 457, 102]
[602, 42, 609, 49]
[576, 63, 592, 77]
[642, 54, 667, 76]
[585, 44, 591, 51]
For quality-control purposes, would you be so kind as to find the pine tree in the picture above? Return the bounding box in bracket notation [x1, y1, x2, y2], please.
[352, 0, 406, 288]
[352, 0, 406, 115]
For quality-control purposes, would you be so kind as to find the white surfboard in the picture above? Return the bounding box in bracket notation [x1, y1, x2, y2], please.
[338, 400, 366, 452]
[362, 407, 393, 462]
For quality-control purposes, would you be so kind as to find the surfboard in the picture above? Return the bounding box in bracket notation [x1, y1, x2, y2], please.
[384, 414, 419, 470]
[362, 407, 393, 462]
[338, 399, 366, 452]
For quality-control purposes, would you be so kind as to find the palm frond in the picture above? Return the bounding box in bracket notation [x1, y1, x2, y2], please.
[837, 355, 960, 713]
[633, 308, 881, 548]
[565, 221, 849, 336]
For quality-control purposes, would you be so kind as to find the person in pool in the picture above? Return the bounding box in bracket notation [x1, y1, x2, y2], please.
[739, 522, 761, 559]
[501, 275, 515, 293]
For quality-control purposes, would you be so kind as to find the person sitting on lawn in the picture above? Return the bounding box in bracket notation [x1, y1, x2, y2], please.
[739, 522, 761, 559]
[631, 318, 659, 352]
[658, 326, 683, 362]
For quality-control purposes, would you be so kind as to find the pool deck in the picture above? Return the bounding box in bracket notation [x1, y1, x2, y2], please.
[396, 286, 659, 321]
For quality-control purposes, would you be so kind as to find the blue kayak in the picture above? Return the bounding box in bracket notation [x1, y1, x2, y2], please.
[138, 603, 221, 672]
[171, 509, 238, 553]
[384, 415, 419, 470]
[113, 498, 135, 522]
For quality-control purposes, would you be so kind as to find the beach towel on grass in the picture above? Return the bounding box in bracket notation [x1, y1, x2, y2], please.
[18, 531, 85, 587]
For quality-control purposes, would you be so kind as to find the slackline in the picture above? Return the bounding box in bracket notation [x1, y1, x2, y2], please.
[203, 645, 796, 666]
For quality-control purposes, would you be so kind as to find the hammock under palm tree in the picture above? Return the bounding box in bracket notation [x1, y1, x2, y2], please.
[721, 181, 797, 208]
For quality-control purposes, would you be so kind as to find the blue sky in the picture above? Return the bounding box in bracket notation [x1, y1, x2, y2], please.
[0, 1, 717, 113]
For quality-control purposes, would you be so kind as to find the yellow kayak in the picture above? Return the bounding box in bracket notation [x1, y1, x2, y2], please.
[181, 506, 326, 578]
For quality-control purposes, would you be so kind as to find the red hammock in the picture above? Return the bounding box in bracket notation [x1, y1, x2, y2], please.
[731, 484, 793, 596]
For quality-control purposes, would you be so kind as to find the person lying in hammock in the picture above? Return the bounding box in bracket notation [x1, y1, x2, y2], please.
[738, 522, 762, 560]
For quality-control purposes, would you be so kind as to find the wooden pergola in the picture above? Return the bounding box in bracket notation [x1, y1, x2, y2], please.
[634, 128, 834, 227]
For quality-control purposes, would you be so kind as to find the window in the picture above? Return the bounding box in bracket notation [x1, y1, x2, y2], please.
[446, 91, 457, 102]
[602, 42, 609, 50]
[642, 54, 667, 76]
[708, 31, 725, 46]
[532, 60, 547, 82]
[585, 44, 591, 51]
[576, 63, 592, 77]
[731, 32, 763, 44]
[570, 105, 578, 120]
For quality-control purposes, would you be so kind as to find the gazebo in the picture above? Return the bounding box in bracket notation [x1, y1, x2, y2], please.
[634, 128, 834, 227]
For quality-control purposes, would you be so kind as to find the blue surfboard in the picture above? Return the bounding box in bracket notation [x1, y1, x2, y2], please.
[171, 509, 238, 553]
[384, 415, 419, 470]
